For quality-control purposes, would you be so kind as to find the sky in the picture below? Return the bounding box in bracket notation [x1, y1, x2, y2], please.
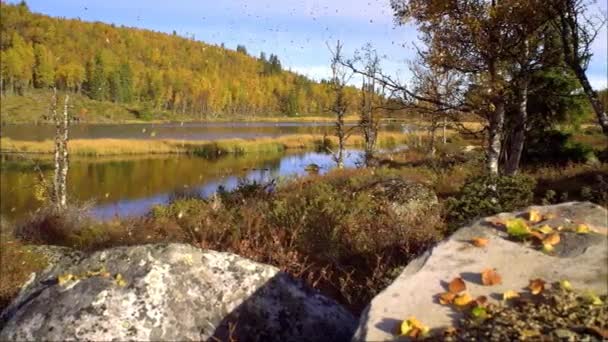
[14, 0, 608, 89]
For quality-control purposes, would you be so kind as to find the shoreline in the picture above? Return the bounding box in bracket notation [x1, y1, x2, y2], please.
[0, 132, 427, 157]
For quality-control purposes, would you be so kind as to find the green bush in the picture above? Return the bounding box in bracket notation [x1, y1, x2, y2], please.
[523, 130, 597, 165]
[446, 174, 536, 230]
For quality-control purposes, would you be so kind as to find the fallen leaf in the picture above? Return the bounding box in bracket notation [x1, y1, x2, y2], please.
[542, 243, 555, 253]
[527, 210, 542, 223]
[529, 278, 546, 295]
[520, 329, 541, 338]
[481, 268, 502, 286]
[454, 293, 473, 307]
[529, 230, 545, 241]
[583, 291, 603, 305]
[543, 232, 561, 246]
[439, 292, 456, 305]
[503, 290, 520, 300]
[471, 306, 487, 319]
[576, 224, 590, 234]
[448, 277, 466, 294]
[114, 273, 127, 287]
[506, 218, 531, 239]
[537, 224, 553, 234]
[560, 280, 573, 291]
[398, 317, 429, 337]
[58, 273, 75, 286]
[474, 295, 488, 307]
[471, 237, 489, 247]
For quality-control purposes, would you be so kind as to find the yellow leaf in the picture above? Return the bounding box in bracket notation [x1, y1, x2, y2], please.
[528, 278, 546, 295]
[583, 291, 603, 305]
[560, 280, 572, 291]
[439, 292, 456, 305]
[471, 237, 489, 247]
[542, 213, 556, 220]
[537, 225, 553, 234]
[542, 243, 555, 253]
[398, 317, 429, 337]
[528, 210, 542, 223]
[448, 277, 466, 294]
[398, 319, 412, 336]
[454, 293, 473, 307]
[503, 290, 520, 300]
[543, 232, 560, 246]
[576, 224, 590, 234]
[114, 273, 127, 287]
[58, 273, 74, 286]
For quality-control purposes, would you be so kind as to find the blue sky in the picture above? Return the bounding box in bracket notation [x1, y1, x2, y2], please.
[16, 0, 608, 89]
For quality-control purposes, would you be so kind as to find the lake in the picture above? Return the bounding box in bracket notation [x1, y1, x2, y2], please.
[1, 149, 368, 221]
[1, 122, 411, 221]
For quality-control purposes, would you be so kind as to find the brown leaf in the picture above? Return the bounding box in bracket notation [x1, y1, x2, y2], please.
[448, 277, 466, 294]
[529, 278, 546, 295]
[481, 268, 502, 286]
[474, 295, 488, 307]
[471, 237, 489, 247]
[529, 230, 545, 241]
[542, 232, 561, 246]
[439, 292, 456, 305]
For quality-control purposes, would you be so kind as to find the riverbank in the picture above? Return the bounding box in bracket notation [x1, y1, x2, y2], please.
[0, 132, 424, 156]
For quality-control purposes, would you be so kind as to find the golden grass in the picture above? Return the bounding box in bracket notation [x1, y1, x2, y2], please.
[0, 132, 423, 156]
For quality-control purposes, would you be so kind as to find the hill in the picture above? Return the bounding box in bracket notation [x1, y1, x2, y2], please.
[0, 2, 360, 122]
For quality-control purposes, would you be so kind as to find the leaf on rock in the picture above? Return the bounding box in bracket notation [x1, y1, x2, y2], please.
[506, 218, 530, 239]
[58, 273, 75, 286]
[485, 217, 505, 228]
[471, 237, 489, 247]
[503, 290, 520, 300]
[529, 230, 545, 241]
[528, 278, 546, 295]
[454, 293, 473, 307]
[439, 292, 456, 305]
[576, 224, 590, 234]
[448, 277, 466, 294]
[527, 210, 542, 223]
[560, 280, 572, 291]
[542, 243, 555, 253]
[398, 317, 429, 338]
[481, 268, 502, 286]
[542, 232, 561, 246]
[537, 224, 553, 234]
[583, 291, 604, 305]
[542, 213, 556, 220]
[114, 273, 127, 287]
[471, 306, 487, 319]
[474, 295, 488, 307]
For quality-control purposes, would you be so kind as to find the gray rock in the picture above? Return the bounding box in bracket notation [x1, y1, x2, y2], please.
[354, 202, 608, 341]
[366, 178, 438, 216]
[1, 243, 356, 341]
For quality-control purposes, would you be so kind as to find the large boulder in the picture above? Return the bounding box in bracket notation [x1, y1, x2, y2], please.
[366, 178, 438, 216]
[354, 202, 608, 341]
[0, 244, 356, 341]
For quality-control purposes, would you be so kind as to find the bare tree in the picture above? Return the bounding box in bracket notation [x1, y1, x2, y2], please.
[328, 41, 354, 169]
[358, 45, 383, 166]
[551, 0, 608, 136]
[51, 88, 70, 209]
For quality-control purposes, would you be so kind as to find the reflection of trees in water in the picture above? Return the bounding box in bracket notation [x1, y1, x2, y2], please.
[1, 153, 286, 219]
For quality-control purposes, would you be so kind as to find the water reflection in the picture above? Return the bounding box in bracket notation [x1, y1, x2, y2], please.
[1, 150, 364, 220]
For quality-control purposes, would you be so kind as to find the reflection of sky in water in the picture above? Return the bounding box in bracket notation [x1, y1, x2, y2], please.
[92, 150, 364, 219]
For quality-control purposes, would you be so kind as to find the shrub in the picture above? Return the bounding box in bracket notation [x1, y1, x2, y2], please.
[446, 174, 536, 230]
[523, 130, 597, 165]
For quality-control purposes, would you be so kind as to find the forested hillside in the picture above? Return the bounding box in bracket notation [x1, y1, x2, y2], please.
[0, 2, 359, 121]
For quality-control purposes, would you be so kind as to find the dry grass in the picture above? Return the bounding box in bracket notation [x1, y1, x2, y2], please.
[0, 132, 420, 156]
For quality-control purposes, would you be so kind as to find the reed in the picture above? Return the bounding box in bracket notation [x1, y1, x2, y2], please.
[1, 132, 429, 156]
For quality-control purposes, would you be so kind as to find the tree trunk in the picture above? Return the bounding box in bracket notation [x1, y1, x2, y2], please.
[487, 100, 505, 175]
[59, 95, 70, 208]
[504, 80, 528, 175]
[571, 63, 608, 136]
